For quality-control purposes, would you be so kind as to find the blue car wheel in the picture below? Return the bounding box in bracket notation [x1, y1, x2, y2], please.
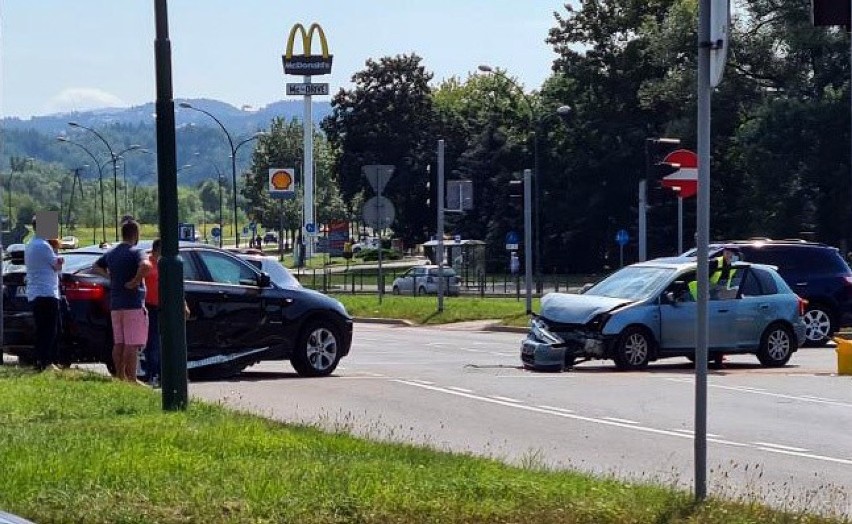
[613, 326, 652, 371]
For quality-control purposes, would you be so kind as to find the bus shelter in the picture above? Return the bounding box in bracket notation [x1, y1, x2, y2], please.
[422, 239, 485, 287]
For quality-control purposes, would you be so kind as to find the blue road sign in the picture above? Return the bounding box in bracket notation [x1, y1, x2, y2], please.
[615, 229, 630, 246]
[305, 223, 316, 234]
[211, 227, 221, 238]
[505, 231, 519, 245]
[454, 234, 461, 244]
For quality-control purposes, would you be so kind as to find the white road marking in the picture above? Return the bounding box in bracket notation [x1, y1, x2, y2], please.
[662, 378, 852, 408]
[753, 442, 810, 453]
[407, 379, 435, 386]
[490, 395, 522, 403]
[801, 395, 838, 402]
[603, 417, 639, 425]
[446, 386, 473, 393]
[537, 405, 574, 413]
[392, 380, 852, 466]
[672, 429, 723, 438]
[464, 348, 485, 353]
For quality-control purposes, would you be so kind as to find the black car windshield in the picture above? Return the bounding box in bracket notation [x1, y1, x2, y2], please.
[585, 266, 676, 300]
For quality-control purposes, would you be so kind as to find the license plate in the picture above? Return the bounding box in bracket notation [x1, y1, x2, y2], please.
[15, 286, 26, 297]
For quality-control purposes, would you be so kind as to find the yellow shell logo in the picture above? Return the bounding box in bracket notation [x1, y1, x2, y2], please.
[271, 170, 292, 190]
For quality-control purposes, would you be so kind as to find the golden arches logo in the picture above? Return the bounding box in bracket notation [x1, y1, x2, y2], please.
[283, 22, 333, 76]
[285, 23, 329, 59]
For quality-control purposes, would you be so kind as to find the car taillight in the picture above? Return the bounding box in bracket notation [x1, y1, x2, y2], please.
[64, 281, 106, 302]
[797, 296, 808, 316]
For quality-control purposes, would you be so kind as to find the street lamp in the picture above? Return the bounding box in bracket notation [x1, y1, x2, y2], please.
[478, 64, 571, 290]
[178, 102, 265, 247]
[68, 121, 145, 241]
[57, 136, 107, 244]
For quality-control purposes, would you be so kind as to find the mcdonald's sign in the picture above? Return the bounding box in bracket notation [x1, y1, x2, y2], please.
[282, 23, 333, 76]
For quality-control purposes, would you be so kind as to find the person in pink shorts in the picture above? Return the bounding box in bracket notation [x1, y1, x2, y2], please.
[92, 220, 151, 382]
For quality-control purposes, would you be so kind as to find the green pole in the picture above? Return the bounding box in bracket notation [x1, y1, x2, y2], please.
[154, 0, 188, 411]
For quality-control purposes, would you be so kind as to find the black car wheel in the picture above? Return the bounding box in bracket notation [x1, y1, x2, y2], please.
[613, 326, 652, 371]
[418, 286, 427, 295]
[757, 323, 795, 367]
[802, 305, 833, 347]
[392, 286, 400, 295]
[291, 319, 343, 377]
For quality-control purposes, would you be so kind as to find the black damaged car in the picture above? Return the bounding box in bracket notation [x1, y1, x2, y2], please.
[2, 242, 352, 378]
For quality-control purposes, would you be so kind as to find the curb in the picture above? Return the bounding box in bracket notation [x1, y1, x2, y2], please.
[353, 317, 415, 327]
[482, 323, 528, 334]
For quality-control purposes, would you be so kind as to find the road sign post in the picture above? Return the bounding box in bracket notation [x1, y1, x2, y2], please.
[615, 229, 629, 267]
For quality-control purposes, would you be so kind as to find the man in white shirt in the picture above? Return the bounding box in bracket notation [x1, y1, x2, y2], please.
[24, 218, 64, 370]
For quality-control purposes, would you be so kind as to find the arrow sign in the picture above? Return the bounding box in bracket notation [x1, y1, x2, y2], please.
[661, 149, 698, 199]
[362, 165, 395, 195]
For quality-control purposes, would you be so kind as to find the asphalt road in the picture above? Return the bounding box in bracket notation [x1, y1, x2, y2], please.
[190, 323, 852, 517]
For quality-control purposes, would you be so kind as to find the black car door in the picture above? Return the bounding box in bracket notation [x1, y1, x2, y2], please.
[192, 249, 266, 354]
[178, 250, 221, 360]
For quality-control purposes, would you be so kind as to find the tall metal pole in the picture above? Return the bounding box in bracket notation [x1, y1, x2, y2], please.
[437, 140, 445, 312]
[695, 0, 712, 502]
[678, 195, 684, 254]
[303, 76, 314, 260]
[154, 0, 188, 411]
[533, 128, 541, 293]
[218, 174, 224, 248]
[523, 169, 533, 314]
[638, 180, 647, 261]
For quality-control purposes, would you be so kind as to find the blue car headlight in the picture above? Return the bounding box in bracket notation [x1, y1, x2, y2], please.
[530, 317, 564, 345]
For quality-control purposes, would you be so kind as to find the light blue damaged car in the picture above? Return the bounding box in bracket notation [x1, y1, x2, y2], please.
[521, 259, 807, 371]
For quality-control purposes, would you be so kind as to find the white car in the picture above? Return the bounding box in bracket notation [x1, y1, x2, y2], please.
[352, 238, 380, 254]
[392, 266, 461, 296]
[60, 236, 79, 250]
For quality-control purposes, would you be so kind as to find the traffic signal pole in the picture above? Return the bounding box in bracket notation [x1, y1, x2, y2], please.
[523, 169, 533, 314]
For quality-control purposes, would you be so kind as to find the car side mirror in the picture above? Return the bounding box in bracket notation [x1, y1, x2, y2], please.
[257, 272, 271, 287]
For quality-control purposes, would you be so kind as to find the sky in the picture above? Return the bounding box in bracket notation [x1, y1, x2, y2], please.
[0, 1, 566, 119]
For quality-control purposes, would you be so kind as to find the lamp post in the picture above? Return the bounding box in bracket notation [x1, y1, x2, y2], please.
[478, 65, 572, 290]
[178, 102, 264, 247]
[68, 122, 144, 241]
[58, 137, 108, 244]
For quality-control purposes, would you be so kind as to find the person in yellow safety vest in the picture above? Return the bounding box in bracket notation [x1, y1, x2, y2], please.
[688, 247, 739, 300]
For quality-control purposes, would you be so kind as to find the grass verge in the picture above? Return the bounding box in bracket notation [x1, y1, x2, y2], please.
[0, 366, 845, 524]
[333, 294, 535, 326]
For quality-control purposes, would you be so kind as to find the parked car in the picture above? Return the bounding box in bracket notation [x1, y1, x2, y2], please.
[391, 265, 461, 296]
[262, 232, 278, 244]
[59, 236, 79, 250]
[352, 238, 380, 254]
[2, 242, 352, 378]
[521, 258, 806, 371]
[683, 239, 852, 346]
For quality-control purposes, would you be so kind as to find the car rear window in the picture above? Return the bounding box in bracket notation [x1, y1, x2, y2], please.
[428, 268, 457, 276]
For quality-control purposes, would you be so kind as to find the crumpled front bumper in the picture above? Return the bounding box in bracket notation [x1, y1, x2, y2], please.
[521, 334, 607, 371]
[521, 337, 566, 370]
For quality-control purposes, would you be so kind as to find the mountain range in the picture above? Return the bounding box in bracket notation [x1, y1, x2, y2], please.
[1, 98, 333, 136]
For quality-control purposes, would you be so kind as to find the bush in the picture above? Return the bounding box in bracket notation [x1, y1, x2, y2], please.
[359, 248, 402, 262]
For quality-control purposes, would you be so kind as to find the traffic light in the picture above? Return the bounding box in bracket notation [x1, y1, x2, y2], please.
[812, 0, 849, 26]
[647, 161, 679, 209]
[509, 179, 523, 206]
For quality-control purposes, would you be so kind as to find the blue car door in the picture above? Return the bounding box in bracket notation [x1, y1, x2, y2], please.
[660, 269, 738, 350]
[734, 268, 779, 348]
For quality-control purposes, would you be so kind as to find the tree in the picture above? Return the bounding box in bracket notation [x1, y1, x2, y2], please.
[323, 54, 437, 243]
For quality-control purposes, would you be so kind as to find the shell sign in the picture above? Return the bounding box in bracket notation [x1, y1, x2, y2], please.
[269, 168, 296, 199]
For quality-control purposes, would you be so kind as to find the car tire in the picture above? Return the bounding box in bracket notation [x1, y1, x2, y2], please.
[291, 319, 343, 377]
[418, 286, 427, 295]
[756, 323, 795, 367]
[392, 286, 400, 295]
[613, 326, 652, 371]
[802, 304, 834, 347]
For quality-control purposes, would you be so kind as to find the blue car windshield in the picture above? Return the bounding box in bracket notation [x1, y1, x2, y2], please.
[586, 266, 676, 300]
